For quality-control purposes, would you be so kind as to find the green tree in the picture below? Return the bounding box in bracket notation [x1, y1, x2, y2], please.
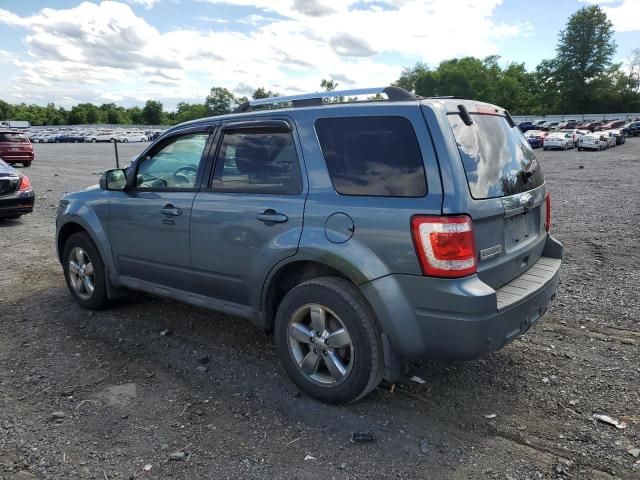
[320, 79, 338, 91]
[252, 87, 279, 99]
[174, 102, 207, 124]
[554, 5, 616, 112]
[394, 62, 429, 92]
[141, 100, 165, 125]
[205, 87, 236, 116]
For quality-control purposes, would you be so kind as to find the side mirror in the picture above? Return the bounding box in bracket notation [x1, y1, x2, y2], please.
[100, 169, 127, 191]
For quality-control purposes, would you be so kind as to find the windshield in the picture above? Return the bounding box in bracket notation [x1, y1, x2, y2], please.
[448, 113, 544, 200]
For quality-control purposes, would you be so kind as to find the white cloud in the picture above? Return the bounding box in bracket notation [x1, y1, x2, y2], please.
[125, 0, 160, 8]
[0, 0, 527, 108]
[602, 0, 640, 32]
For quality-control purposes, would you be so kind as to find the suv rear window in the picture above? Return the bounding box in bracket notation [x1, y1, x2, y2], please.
[315, 116, 426, 197]
[447, 113, 544, 199]
[0, 133, 28, 143]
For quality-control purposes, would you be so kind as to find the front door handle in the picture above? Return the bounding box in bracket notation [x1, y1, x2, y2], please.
[161, 204, 182, 216]
[257, 209, 288, 224]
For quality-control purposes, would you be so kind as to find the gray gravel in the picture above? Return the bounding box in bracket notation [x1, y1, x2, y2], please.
[1, 140, 639, 479]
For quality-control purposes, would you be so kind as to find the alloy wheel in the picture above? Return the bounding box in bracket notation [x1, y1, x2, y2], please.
[287, 303, 354, 386]
[68, 247, 95, 301]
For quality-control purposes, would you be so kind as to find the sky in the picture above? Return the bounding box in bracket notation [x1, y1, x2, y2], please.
[0, 0, 638, 110]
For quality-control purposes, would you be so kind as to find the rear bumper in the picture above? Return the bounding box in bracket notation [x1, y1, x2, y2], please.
[0, 190, 35, 217]
[360, 235, 563, 362]
[1, 153, 34, 162]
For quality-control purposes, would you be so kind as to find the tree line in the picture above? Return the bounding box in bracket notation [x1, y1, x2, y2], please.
[0, 5, 637, 127]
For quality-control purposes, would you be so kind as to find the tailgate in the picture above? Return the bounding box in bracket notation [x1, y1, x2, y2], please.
[445, 105, 549, 290]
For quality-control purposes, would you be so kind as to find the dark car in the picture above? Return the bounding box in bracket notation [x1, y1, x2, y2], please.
[55, 134, 86, 143]
[622, 121, 640, 137]
[56, 86, 562, 404]
[518, 121, 537, 132]
[0, 157, 35, 218]
[0, 130, 34, 167]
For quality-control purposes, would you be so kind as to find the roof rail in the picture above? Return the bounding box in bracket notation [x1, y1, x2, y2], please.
[233, 86, 417, 113]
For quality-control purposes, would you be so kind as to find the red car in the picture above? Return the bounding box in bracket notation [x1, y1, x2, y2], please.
[0, 130, 34, 167]
[596, 120, 626, 131]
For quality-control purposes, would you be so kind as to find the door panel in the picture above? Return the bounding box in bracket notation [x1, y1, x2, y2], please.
[108, 129, 211, 289]
[189, 122, 306, 307]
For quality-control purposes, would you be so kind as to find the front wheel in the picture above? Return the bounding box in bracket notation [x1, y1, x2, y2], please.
[275, 277, 384, 404]
[62, 232, 110, 310]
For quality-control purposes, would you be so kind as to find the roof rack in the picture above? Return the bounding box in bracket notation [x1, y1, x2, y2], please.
[233, 86, 417, 113]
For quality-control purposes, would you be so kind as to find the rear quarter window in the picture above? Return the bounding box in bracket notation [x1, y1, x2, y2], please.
[315, 116, 427, 197]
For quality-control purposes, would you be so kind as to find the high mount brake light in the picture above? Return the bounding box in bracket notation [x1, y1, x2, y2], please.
[411, 215, 477, 278]
[18, 175, 32, 192]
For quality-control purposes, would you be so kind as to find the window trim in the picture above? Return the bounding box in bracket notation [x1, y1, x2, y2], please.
[206, 120, 304, 196]
[313, 115, 428, 198]
[127, 126, 214, 193]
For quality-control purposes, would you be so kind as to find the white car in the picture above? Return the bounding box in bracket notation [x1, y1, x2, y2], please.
[115, 132, 148, 143]
[578, 134, 608, 151]
[85, 131, 117, 143]
[559, 129, 587, 147]
[601, 131, 617, 148]
[543, 132, 573, 150]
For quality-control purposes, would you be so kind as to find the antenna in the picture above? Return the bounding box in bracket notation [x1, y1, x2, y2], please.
[113, 140, 120, 169]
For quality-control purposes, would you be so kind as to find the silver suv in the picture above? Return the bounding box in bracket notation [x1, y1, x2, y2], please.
[56, 87, 562, 404]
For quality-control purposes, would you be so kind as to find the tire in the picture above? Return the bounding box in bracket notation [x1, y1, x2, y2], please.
[563, 144, 568, 151]
[124, 139, 129, 143]
[62, 232, 110, 310]
[578, 147, 583, 151]
[22, 162, 31, 167]
[274, 277, 384, 405]
[91, 138, 97, 143]
[543, 147, 548, 151]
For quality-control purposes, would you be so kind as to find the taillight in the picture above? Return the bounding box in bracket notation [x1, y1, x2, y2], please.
[18, 175, 32, 192]
[411, 215, 477, 278]
[545, 192, 552, 232]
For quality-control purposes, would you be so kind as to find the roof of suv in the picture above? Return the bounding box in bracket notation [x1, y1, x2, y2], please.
[165, 86, 506, 136]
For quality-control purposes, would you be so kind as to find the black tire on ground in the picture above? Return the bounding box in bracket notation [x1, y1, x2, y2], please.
[91, 139, 97, 143]
[62, 232, 111, 310]
[578, 147, 583, 151]
[22, 162, 31, 167]
[543, 147, 548, 151]
[274, 276, 384, 405]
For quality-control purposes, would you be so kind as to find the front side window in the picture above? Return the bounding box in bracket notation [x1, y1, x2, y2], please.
[136, 132, 209, 190]
[211, 128, 302, 194]
[315, 116, 427, 197]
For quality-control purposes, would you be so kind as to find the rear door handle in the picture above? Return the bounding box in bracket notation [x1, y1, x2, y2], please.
[257, 210, 288, 224]
[161, 204, 182, 216]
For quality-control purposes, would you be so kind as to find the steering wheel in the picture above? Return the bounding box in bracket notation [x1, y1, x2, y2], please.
[173, 166, 198, 186]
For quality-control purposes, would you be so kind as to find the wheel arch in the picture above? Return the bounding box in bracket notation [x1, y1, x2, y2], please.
[261, 260, 354, 332]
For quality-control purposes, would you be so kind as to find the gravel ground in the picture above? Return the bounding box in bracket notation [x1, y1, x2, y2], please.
[1, 140, 639, 480]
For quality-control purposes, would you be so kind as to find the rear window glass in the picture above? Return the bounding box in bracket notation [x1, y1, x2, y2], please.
[0, 133, 28, 143]
[447, 113, 544, 199]
[315, 116, 426, 197]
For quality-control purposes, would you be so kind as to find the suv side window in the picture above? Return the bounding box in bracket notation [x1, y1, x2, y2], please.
[136, 132, 209, 190]
[315, 116, 427, 197]
[211, 128, 302, 194]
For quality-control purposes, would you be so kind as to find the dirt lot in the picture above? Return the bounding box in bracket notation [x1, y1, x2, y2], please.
[1, 140, 639, 480]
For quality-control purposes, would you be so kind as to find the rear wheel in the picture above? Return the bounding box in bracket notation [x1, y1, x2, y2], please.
[91, 138, 97, 143]
[22, 162, 31, 167]
[275, 277, 384, 404]
[62, 232, 110, 310]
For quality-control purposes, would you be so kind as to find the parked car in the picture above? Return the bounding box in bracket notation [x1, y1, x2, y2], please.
[543, 132, 573, 150]
[596, 120, 626, 131]
[518, 121, 538, 133]
[601, 131, 617, 148]
[557, 120, 578, 130]
[0, 157, 35, 218]
[0, 130, 34, 167]
[541, 121, 559, 131]
[577, 134, 607, 151]
[54, 133, 86, 143]
[115, 132, 148, 143]
[56, 87, 563, 404]
[622, 121, 640, 137]
[85, 132, 117, 143]
[559, 129, 587, 147]
[524, 130, 545, 148]
[606, 129, 625, 145]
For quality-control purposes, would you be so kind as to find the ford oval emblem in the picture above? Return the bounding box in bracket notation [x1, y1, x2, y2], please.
[519, 193, 535, 209]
